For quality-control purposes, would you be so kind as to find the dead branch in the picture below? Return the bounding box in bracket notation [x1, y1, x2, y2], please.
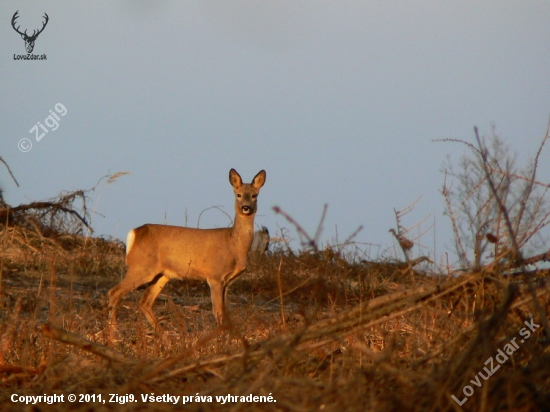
[147, 353, 243, 383]
[0, 155, 19, 187]
[0, 364, 42, 376]
[273, 205, 328, 250]
[507, 267, 550, 279]
[41, 323, 134, 364]
[441, 174, 470, 267]
[475, 127, 522, 262]
[0, 201, 90, 228]
[522, 249, 550, 266]
[197, 205, 233, 228]
[487, 168, 550, 189]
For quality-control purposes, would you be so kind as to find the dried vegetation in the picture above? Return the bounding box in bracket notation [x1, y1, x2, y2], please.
[1, 130, 550, 411]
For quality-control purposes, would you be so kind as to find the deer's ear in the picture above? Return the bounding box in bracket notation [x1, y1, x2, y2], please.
[21, 34, 25, 39]
[252, 170, 266, 189]
[229, 169, 243, 189]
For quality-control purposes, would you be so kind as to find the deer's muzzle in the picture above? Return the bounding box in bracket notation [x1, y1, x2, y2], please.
[241, 205, 253, 215]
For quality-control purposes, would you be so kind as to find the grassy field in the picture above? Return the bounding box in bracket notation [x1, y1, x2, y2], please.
[1, 220, 549, 411]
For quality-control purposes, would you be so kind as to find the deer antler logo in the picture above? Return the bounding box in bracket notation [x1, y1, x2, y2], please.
[11, 11, 49, 54]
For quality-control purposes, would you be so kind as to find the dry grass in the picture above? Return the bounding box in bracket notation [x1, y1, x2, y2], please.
[1, 221, 549, 412]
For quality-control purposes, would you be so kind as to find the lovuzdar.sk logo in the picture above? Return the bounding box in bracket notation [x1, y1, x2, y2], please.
[11, 10, 49, 60]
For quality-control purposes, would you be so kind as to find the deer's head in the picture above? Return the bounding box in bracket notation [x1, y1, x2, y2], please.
[12, 11, 49, 54]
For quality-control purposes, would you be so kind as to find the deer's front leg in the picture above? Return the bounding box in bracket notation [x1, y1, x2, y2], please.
[207, 278, 227, 326]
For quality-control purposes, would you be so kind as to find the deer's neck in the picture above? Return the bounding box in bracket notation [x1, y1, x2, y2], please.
[230, 213, 255, 251]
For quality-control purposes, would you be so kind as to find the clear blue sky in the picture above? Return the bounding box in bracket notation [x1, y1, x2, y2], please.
[1, 2, 549, 265]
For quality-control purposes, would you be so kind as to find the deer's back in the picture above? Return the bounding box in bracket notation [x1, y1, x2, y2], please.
[126, 224, 243, 280]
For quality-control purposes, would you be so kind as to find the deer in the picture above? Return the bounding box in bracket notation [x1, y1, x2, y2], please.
[108, 169, 266, 329]
[11, 11, 49, 54]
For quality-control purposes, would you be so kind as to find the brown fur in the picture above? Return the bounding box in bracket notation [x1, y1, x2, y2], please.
[108, 169, 266, 328]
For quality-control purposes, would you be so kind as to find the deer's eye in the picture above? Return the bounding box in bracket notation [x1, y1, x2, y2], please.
[237, 194, 242, 197]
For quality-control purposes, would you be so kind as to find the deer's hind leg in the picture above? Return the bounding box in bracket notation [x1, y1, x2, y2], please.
[108, 265, 162, 327]
[139, 274, 170, 327]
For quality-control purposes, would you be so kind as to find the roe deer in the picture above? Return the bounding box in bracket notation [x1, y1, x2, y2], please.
[108, 168, 266, 328]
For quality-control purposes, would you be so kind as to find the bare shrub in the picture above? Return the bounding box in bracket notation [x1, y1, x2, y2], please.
[439, 124, 550, 271]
